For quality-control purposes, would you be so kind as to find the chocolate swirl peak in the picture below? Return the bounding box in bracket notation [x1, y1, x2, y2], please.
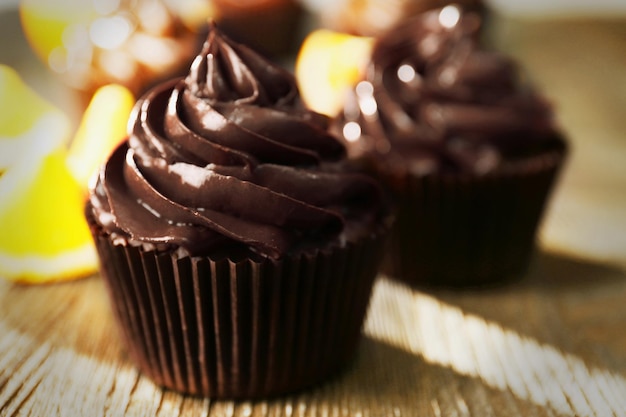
[339, 5, 559, 175]
[90, 24, 383, 259]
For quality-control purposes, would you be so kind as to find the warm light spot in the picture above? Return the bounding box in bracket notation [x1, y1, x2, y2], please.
[359, 96, 378, 116]
[355, 81, 377, 116]
[128, 33, 179, 68]
[55, 23, 92, 79]
[98, 50, 135, 83]
[61, 23, 90, 53]
[355, 80, 374, 97]
[92, 0, 120, 15]
[47, 47, 68, 73]
[89, 16, 132, 50]
[438, 67, 457, 86]
[439, 5, 461, 29]
[397, 64, 416, 83]
[419, 34, 440, 58]
[136, 0, 170, 35]
[343, 122, 362, 142]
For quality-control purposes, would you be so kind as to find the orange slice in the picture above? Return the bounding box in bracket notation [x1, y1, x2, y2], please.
[0, 68, 136, 283]
[295, 29, 374, 116]
[0, 65, 96, 283]
[0, 148, 97, 283]
[67, 84, 134, 191]
[0, 64, 69, 172]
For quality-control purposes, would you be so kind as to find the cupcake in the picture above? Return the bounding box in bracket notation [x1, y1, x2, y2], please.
[336, 6, 567, 287]
[86, 23, 390, 398]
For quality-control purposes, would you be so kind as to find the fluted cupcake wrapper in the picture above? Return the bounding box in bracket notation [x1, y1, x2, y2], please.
[383, 142, 567, 287]
[90, 226, 386, 399]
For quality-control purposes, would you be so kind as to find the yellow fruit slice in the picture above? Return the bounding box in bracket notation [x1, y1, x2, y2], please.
[295, 29, 374, 117]
[19, 0, 95, 66]
[0, 147, 97, 284]
[67, 84, 134, 191]
[0, 64, 70, 172]
[0, 65, 97, 283]
[0, 65, 64, 138]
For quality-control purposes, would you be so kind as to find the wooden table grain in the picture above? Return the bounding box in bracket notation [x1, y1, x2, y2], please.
[1, 11, 626, 417]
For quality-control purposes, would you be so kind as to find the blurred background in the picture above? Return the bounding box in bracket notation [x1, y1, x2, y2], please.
[2, 0, 626, 117]
[1, 0, 625, 283]
[4, 0, 626, 15]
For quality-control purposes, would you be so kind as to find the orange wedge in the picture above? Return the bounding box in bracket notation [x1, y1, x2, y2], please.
[0, 62, 136, 283]
[0, 65, 97, 283]
[295, 29, 373, 116]
[67, 84, 134, 191]
[0, 147, 97, 283]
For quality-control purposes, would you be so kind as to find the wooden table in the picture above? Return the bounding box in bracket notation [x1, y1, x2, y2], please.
[2, 11, 626, 417]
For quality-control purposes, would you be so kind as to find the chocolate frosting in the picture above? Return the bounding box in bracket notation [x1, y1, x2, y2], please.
[90, 24, 383, 259]
[338, 6, 560, 175]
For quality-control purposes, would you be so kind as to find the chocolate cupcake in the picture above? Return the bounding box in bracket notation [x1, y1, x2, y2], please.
[86, 24, 390, 398]
[336, 6, 567, 287]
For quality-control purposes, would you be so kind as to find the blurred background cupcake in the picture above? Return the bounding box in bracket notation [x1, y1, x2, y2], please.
[332, 5, 568, 287]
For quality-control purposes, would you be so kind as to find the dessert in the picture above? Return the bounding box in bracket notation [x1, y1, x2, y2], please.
[336, 6, 568, 287]
[86, 24, 390, 398]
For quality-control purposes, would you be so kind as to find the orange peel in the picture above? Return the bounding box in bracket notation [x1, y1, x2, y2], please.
[295, 29, 373, 117]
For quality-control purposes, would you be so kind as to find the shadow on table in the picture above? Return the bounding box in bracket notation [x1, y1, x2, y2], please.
[522, 249, 625, 291]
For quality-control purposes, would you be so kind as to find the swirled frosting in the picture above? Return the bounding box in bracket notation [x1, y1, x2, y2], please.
[89, 24, 384, 259]
[338, 6, 560, 175]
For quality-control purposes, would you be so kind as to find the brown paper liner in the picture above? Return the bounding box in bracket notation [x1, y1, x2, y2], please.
[381, 140, 568, 287]
[89, 219, 386, 399]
